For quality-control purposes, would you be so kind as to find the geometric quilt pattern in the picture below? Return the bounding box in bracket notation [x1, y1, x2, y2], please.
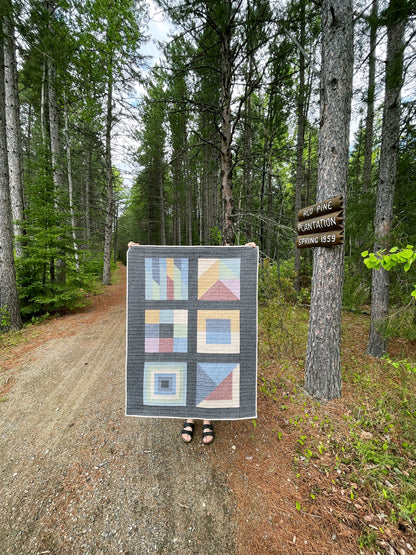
[197, 310, 240, 353]
[196, 363, 240, 408]
[145, 309, 188, 353]
[198, 258, 240, 300]
[143, 362, 187, 406]
[126, 245, 258, 420]
[145, 257, 188, 300]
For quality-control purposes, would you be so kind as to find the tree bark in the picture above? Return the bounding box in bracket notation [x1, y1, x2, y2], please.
[3, 15, 25, 258]
[159, 147, 166, 245]
[103, 74, 114, 286]
[304, 0, 353, 400]
[220, 12, 234, 246]
[362, 0, 378, 194]
[294, 0, 306, 292]
[63, 95, 80, 271]
[0, 28, 21, 332]
[48, 55, 66, 282]
[366, 1, 406, 357]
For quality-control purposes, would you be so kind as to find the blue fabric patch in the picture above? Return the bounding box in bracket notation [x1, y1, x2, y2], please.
[155, 373, 176, 395]
[206, 318, 231, 344]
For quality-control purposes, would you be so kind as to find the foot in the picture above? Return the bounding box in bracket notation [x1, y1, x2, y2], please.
[181, 420, 195, 443]
[202, 421, 214, 445]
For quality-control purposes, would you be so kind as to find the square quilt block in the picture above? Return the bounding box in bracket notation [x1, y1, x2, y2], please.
[196, 363, 240, 408]
[143, 362, 187, 406]
[197, 310, 240, 353]
[198, 258, 240, 300]
[145, 309, 188, 353]
[145, 258, 188, 300]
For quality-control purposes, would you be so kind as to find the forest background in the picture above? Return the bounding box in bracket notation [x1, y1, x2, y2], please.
[0, 0, 415, 358]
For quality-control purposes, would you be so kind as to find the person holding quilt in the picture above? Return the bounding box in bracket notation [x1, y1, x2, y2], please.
[127, 241, 256, 446]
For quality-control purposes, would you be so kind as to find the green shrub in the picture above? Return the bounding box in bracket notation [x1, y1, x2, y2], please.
[258, 258, 297, 304]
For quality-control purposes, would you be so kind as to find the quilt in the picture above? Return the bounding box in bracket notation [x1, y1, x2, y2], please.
[126, 245, 258, 420]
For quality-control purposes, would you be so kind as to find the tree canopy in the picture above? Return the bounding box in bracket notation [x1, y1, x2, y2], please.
[1, 0, 415, 367]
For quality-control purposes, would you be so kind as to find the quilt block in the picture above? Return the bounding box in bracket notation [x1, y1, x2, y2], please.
[126, 245, 258, 420]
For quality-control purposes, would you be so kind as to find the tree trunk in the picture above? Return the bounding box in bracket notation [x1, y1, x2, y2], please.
[48, 56, 66, 282]
[366, 1, 406, 357]
[0, 29, 21, 332]
[220, 18, 234, 246]
[294, 0, 306, 293]
[63, 95, 80, 271]
[85, 149, 92, 242]
[185, 143, 192, 245]
[304, 0, 353, 400]
[103, 75, 114, 285]
[362, 0, 378, 193]
[159, 150, 166, 245]
[40, 61, 47, 144]
[3, 15, 25, 258]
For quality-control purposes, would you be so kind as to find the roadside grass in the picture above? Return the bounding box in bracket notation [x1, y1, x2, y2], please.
[257, 299, 416, 552]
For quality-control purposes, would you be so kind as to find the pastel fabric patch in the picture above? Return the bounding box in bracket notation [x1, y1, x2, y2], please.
[145, 258, 188, 300]
[197, 310, 239, 353]
[196, 363, 240, 408]
[126, 245, 258, 420]
[143, 362, 187, 406]
[145, 309, 188, 353]
[198, 259, 240, 300]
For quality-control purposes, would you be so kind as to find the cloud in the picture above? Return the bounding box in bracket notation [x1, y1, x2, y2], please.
[142, 0, 174, 63]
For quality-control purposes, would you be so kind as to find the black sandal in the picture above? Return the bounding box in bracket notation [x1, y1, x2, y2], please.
[181, 421, 195, 443]
[202, 423, 214, 445]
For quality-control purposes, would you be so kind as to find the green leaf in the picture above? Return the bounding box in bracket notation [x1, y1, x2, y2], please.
[401, 249, 413, 261]
[381, 255, 392, 270]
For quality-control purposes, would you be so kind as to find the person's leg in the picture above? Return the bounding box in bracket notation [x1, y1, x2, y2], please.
[181, 419, 195, 443]
[202, 420, 214, 445]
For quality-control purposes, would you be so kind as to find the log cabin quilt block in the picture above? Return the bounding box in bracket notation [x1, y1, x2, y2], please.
[126, 245, 258, 420]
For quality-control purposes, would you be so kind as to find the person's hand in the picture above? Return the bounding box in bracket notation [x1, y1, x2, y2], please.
[245, 242, 256, 247]
[128, 241, 140, 248]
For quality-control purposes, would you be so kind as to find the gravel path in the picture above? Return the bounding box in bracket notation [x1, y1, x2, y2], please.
[0, 270, 236, 554]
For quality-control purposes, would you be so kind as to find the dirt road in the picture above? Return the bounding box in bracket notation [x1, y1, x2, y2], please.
[0, 267, 236, 554]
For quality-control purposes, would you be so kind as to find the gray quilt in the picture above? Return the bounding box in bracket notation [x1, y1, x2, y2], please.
[126, 245, 258, 420]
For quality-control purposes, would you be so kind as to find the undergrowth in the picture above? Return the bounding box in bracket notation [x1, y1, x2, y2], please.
[258, 299, 416, 552]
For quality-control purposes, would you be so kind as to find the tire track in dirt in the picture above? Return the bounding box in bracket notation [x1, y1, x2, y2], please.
[0, 277, 236, 554]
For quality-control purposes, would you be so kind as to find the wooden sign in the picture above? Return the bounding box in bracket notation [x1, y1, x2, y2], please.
[297, 196, 343, 222]
[296, 230, 344, 249]
[296, 196, 344, 249]
[297, 210, 343, 235]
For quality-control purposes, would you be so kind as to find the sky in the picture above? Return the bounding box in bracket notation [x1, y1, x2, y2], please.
[113, 1, 174, 192]
[142, 1, 174, 61]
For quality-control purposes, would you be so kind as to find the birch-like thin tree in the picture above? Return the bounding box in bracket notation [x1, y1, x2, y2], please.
[366, 0, 408, 357]
[362, 0, 378, 194]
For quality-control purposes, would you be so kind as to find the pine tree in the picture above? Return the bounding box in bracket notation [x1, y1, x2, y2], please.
[304, 0, 353, 400]
[0, 16, 22, 332]
[366, 0, 409, 357]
